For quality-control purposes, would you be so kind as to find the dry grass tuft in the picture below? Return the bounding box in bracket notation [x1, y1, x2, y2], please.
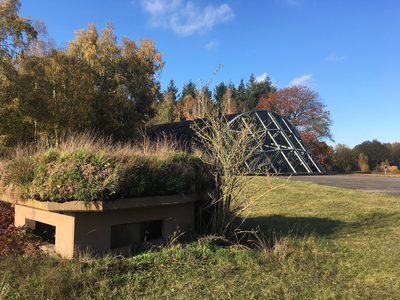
[0, 131, 213, 203]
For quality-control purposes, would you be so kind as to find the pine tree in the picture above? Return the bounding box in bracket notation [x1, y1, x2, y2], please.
[213, 81, 227, 108]
[236, 78, 246, 111]
[245, 73, 276, 110]
[180, 79, 197, 101]
[244, 74, 258, 110]
[165, 78, 179, 103]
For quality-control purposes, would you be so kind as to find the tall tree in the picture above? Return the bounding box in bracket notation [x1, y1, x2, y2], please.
[227, 80, 237, 100]
[1, 21, 165, 146]
[245, 73, 275, 110]
[256, 85, 333, 169]
[221, 89, 238, 115]
[180, 80, 197, 101]
[213, 81, 227, 108]
[197, 86, 213, 118]
[66, 23, 164, 139]
[358, 153, 369, 172]
[0, 0, 37, 58]
[244, 74, 257, 110]
[153, 79, 179, 124]
[257, 85, 333, 142]
[27, 19, 55, 57]
[352, 140, 391, 171]
[165, 78, 179, 103]
[153, 90, 175, 124]
[307, 140, 333, 171]
[0, 48, 95, 145]
[236, 78, 246, 112]
[181, 95, 197, 121]
[333, 144, 355, 172]
[390, 142, 400, 167]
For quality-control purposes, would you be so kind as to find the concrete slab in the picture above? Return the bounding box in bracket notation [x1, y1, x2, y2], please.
[281, 175, 400, 197]
[0, 192, 201, 212]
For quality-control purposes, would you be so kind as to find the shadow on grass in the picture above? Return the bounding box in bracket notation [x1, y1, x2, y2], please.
[341, 212, 399, 234]
[242, 215, 342, 237]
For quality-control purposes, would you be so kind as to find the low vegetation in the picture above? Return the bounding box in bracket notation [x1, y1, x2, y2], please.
[0, 133, 213, 204]
[1, 178, 399, 298]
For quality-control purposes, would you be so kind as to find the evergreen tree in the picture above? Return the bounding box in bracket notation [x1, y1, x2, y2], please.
[213, 81, 227, 108]
[180, 79, 197, 101]
[236, 78, 246, 111]
[254, 73, 276, 101]
[245, 73, 276, 110]
[244, 74, 257, 110]
[165, 78, 179, 103]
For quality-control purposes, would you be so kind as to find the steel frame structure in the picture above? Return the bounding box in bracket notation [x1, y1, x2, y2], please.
[226, 110, 325, 175]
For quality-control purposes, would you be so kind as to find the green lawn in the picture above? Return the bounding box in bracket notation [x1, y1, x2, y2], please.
[1, 177, 400, 299]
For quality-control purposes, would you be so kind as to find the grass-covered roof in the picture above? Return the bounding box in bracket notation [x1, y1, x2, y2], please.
[0, 133, 213, 204]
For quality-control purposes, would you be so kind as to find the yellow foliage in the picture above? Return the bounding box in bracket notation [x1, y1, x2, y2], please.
[221, 89, 238, 115]
[358, 153, 369, 172]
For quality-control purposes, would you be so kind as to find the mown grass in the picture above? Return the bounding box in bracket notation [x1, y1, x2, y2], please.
[0, 133, 213, 204]
[1, 177, 399, 299]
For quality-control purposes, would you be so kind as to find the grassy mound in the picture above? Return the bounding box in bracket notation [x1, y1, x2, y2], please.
[1, 178, 399, 298]
[0, 134, 213, 204]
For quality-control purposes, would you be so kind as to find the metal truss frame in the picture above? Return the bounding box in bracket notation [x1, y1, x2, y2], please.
[225, 110, 325, 175]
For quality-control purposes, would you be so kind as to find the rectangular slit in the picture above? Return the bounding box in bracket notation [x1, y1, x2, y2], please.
[28, 220, 56, 245]
[110, 220, 163, 249]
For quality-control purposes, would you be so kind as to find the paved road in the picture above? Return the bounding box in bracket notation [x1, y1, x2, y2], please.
[281, 175, 400, 197]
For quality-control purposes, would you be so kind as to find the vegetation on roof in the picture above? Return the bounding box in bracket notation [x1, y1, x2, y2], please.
[0, 133, 213, 204]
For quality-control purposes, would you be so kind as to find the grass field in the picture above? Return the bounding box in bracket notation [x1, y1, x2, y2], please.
[1, 177, 400, 299]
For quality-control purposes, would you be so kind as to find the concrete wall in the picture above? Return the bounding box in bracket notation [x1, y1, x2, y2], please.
[15, 205, 76, 258]
[15, 200, 195, 258]
[74, 201, 195, 256]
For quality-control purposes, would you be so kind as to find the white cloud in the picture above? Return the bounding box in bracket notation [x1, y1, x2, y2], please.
[140, 0, 235, 36]
[205, 39, 218, 50]
[255, 72, 270, 83]
[326, 53, 345, 62]
[140, 0, 182, 15]
[289, 74, 312, 86]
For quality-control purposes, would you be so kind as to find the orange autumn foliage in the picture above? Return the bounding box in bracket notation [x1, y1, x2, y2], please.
[257, 85, 333, 170]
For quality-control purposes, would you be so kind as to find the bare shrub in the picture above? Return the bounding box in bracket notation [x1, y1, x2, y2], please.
[192, 68, 285, 237]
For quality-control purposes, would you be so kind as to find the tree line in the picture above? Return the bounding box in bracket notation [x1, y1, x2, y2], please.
[153, 77, 334, 170]
[1, 0, 337, 171]
[333, 140, 400, 173]
[1, 0, 164, 147]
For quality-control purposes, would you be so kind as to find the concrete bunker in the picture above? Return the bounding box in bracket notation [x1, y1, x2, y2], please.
[2, 193, 202, 258]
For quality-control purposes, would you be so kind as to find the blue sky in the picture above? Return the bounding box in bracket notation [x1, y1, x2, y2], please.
[19, 0, 400, 148]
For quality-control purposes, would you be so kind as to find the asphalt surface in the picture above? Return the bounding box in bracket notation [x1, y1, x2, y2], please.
[281, 175, 400, 197]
